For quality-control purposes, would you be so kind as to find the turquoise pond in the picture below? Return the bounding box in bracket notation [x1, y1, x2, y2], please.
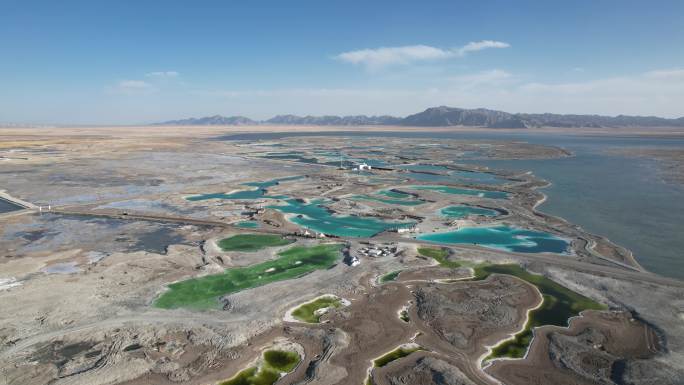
[440, 205, 499, 218]
[235, 221, 259, 228]
[185, 176, 302, 201]
[409, 185, 509, 199]
[418, 226, 569, 254]
[267, 198, 415, 237]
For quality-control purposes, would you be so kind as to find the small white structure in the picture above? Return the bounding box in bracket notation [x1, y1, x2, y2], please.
[357, 163, 372, 171]
[394, 226, 418, 234]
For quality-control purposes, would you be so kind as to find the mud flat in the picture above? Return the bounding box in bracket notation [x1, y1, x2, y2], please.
[486, 311, 663, 385]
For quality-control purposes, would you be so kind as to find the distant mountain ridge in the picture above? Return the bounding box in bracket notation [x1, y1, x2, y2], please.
[156, 115, 257, 126]
[266, 114, 403, 126]
[157, 107, 684, 128]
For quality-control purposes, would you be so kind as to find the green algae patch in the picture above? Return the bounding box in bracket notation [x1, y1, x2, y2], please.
[291, 296, 344, 323]
[263, 350, 300, 372]
[373, 345, 422, 367]
[217, 234, 293, 252]
[417, 247, 461, 268]
[219, 366, 279, 385]
[219, 349, 300, 385]
[379, 270, 402, 283]
[399, 309, 410, 323]
[154, 243, 343, 309]
[471, 264, 607, 360]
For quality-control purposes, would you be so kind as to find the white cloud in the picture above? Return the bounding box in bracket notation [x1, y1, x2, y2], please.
[145, 71, 180, 78]
[457, 40, 510, 55]
[335, 45, 452, 70]
[335, 40, 510, 70]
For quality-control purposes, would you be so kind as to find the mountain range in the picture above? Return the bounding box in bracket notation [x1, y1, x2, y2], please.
[158, 115, 257, 126]
[156, 106, 684, 128]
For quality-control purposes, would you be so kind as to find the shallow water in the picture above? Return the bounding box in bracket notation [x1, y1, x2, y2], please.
[235, 220, 260, 229]
[186, 176, 302, 201]
[471, 136, 684, 280]
[0, 199, 22, 213]
[268, 198, 414, 237]
[42, 262, 80, 274]
[222, 131, 684, 280]
[418, 225, 569, 254]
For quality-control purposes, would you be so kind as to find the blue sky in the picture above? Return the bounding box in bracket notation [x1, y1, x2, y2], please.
[1, 0, 683, 124]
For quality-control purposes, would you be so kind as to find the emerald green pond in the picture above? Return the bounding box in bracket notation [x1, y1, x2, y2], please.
[268, 198, 415, 237]
[409, 185, 508, 199]
[417, 226, 568, 254]
[217, 234, 292, 252]
[186, 176, 302, 201]
[379, 270, 401, 283]
[219, 349, 300, 385]
[440, 205, 499, 219]
[291, 296, 344, 323]
[472, 264, 606, 359]
[154, 243, 342, 309]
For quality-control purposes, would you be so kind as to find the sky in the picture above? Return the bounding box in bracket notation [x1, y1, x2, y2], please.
[1, 0, 683, 125]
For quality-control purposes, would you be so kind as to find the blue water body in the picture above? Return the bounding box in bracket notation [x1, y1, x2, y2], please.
[235, 220, 260, 228]
[220, 131, 684, 280]
[440, 205, 499, 218]
[186, 176, 302, 201]
[0, 199, 23, 213]
[267, 198, 415, 237]
[409, 185, 509, 199]
[418, 226, 569, 254]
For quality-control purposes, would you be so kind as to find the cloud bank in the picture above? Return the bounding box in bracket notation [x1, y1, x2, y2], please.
[335, 40, 510, 70]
